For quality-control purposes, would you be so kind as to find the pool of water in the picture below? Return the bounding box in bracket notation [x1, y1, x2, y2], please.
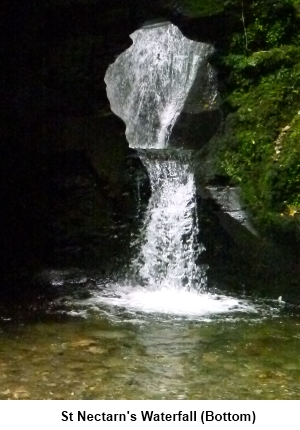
[1, 277, 300, 400]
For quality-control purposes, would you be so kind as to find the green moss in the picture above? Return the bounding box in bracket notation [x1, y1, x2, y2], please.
[219, 58, 300, 223]
[177, 0, 226, 17]
[208, 0, 300, 237]
[265, 114, 300, 210]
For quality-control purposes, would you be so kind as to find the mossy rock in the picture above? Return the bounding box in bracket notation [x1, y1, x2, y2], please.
[202, 1, 300, 231]
[216, 55, 300, 224]
[268, 113, 300, 211]
[164, 0, 226, 18]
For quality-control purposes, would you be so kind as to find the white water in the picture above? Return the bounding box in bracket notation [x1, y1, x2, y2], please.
[101, 23, 255, 318]
[132, 157, 205, 290]
[90, 155, 255, 318]
[105, 22, 217, 149]
[92, 286, 257, 320]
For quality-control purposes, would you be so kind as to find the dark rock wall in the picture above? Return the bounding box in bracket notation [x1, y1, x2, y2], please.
[2, 0, 300, 299]
[2, 0, 227, 283]
[0, 0, 152, 281]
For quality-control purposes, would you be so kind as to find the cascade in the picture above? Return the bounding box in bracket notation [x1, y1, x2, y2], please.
[100, 21, 253, 317]
[104, 21, 210, 295]
[131, 154, 205, 291]
[105, 22, 217, 149]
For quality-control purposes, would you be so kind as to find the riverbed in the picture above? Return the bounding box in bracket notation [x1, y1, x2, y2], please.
[0, 278, 299, 400]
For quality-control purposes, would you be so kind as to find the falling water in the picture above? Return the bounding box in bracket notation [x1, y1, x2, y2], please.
[131, 156, 205, 291]
[105, 22, 217, 149]
[100, 22, 255, 317]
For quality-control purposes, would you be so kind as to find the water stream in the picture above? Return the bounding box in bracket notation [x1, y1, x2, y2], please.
[87, 153, 254, 318]
[105, 22, 217, 149]
[0, 298, 300, 400]
[102, 21, 251, 317]
[1, 22, 300, 400]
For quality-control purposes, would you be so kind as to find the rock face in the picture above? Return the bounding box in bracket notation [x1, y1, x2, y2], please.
[205, 187, 258, 237]
[2, 0, 225, 286]
[195, 182, 299, 301]
[2, 0, 300, 301]
[0, 0, 150, 281]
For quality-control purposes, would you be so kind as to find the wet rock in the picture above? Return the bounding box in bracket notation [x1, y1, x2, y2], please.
[12, 387, 30, 400]
[84, 279, 97, 289]
[205, 186, 258, 237]
[70, 339, 98, 348]
[87, 347, 106, 355]
[170, 109, 222, 150]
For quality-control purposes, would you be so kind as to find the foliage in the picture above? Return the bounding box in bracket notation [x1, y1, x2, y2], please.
[209, 0, 300, 234]
[264, 114, 300, 211]
[175, 0, 228, 17]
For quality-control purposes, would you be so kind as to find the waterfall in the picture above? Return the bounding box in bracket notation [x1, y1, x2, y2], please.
[98, 22, 254, 318]
[131, 155, 205, 291]
[104, 22, 218, 149]
[103, 20, 211, 296]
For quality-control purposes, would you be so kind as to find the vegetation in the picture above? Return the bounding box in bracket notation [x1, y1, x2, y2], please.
[36, 0, 300, 239]
[192, 0, 300, 237]
[174, 0, 226, 17]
